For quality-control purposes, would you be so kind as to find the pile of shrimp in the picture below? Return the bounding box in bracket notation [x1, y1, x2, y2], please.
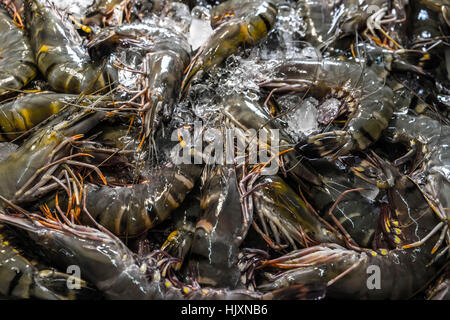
[0, 0, 448, 300]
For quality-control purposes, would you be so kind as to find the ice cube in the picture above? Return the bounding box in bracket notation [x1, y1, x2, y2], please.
[188, 18, 213, 51]
[54, 0, 93, 17]
[281, 96, 319, 139]
[317, 98, 340, 125]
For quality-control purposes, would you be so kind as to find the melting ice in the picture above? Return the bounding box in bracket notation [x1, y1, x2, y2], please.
[280, 96, 319, 139]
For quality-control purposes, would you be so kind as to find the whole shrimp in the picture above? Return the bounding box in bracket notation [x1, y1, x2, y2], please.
[0, 211, 326, 300]
[0, 103, 110, 204]
[257, 162, 447, 299]
[87, 20, 191, 138]
[181, 0, 278, 94]
[0, 6, 36, 97]
[24, 0, 117, 94]
[78, 161, 203, 238]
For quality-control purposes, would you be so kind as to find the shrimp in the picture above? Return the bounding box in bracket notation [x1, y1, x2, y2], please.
[37, 117, 203, 238]
[188, 164, 249, 289]
[24, 0, 117, 94]
[0, 92, 105, 141]
[411, 0, 450, 34]
[0, 104, 110, 204]
[221, 93, 323, 185]
[181, 0, 278, 94]
[78, 161, 203, 238]
[384, 113, 450, 250]
[258, 164, 447, 299]
[87, 20, 191, 138]
[306, 158, 384, 249]
[261, 52, 395, 158]
[0, 211, 326, 300]
[160, 184, 201, 269]
[0, 6, 37, 97]
[295, 0, 340, 48]
[249, 174, 344, 251]
[84, 0, 130, 26]
[426, 267, 449, 300]
[0, 224, 96, 299]
[407, 0, 449, 70]
[321, 0, 406, 50]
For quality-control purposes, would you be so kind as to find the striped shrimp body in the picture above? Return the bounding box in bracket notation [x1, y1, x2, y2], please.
[295, 0, 340, 48]
[409, 0, 444, 44]
[263, 54, 395, 158]
[0, 93, 104, 142]
[160, 184, 201, 268]
[0, 106, 108, 204]
[307, 158, 384, 249]
[188, 164, 247, 289]
[181, 0, 278, 94]
[88, 21, 191, 136]
[0, 213, 326, 300]
[80, 162, 203, 238]
[258, 167, 447, 299]
[0, 224, 94, 299]
[221, 93, 323, 185]
[251, 174, 344, 250]
[0, 6, 36, 97]
[24, 0, 117, 94]
[386, 114, 450, 230]
[407, 0, 449, 70]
